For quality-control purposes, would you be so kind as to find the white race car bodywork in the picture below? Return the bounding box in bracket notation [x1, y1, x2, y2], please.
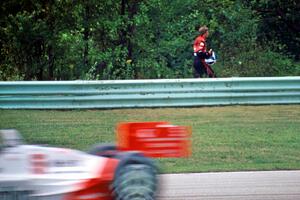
[0, 144, 111, 200]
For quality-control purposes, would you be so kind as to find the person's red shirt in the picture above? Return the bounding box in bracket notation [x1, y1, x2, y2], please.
[193, 35, 206, 53]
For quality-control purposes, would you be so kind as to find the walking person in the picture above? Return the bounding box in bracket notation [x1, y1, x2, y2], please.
[193, 26, 216, 78]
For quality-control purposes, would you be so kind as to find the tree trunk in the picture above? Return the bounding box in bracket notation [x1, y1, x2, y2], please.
[119, 0, 127, 46]
[82, 3, 90, 79]
[127, 2, 137, 61]
[48, 45, 54, 80]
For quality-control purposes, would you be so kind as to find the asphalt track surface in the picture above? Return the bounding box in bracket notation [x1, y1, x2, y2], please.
[157, 170, 300, 200]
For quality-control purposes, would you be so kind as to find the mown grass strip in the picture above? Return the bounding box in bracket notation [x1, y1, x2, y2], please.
[1, 105, 299, 173]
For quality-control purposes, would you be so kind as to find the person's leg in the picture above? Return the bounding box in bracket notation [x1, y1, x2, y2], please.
[199, 63, 206, 78]
[206, 65, 216, 78]
[201, 60, 216, 78]
[193, 57, 201, 78]
[200, 60, 208, 78]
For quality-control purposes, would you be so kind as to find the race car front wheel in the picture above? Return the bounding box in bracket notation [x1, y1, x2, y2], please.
[113, 154, 157, 200]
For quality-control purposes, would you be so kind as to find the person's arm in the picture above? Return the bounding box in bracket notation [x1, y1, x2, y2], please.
[196, 42, 212, 59]
[197, 51, 211, 59]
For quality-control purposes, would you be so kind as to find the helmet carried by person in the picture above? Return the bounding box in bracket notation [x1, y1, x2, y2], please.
[205, 51, 217, 65]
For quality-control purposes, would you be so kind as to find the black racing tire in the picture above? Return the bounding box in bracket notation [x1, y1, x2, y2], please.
[113, 153, 157, 200]
[88, 143, 117, 158]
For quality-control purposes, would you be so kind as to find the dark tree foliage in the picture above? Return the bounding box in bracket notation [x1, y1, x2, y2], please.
[243, 0, 300, 59]
[0, 0, 299, 80]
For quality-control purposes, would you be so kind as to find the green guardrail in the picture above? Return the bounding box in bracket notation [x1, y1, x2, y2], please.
[0, 77, 300, 109]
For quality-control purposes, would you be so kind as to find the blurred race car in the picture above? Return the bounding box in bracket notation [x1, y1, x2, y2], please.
[0, 122, 190, 200]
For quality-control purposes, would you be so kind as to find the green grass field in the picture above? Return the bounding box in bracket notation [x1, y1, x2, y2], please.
[1, 105, 299, 173]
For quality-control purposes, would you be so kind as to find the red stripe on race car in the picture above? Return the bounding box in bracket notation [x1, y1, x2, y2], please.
[64, 158, 119, 200]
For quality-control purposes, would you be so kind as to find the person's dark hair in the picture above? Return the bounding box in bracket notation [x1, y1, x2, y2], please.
[199, 26, 208, 36]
